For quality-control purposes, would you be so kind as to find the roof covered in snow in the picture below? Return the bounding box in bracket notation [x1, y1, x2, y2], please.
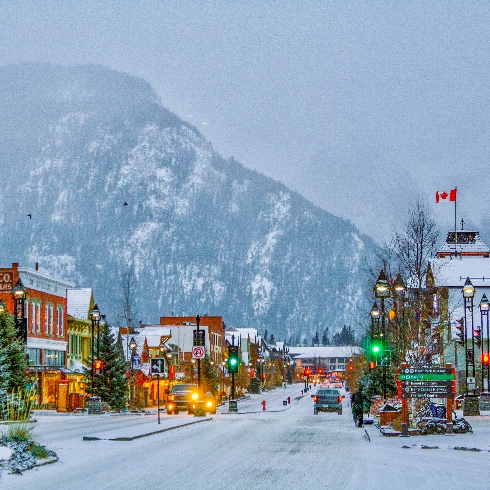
[436, 231, 490, 258]
[67, 288, 92, 320]
[433, 258, 490, 288]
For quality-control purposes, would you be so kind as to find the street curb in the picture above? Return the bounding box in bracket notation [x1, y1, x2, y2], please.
[82, 417, 212, 441]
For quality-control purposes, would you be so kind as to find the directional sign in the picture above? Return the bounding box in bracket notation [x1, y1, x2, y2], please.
[192, 346, 205, 359]
[398, 366, 455, 399]
[150, 358, 165, 374]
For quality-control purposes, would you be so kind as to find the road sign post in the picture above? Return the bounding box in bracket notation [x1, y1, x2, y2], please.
[398, 363, 456, 436]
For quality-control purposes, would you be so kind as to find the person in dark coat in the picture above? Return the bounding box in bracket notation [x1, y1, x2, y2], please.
[351, 385, 367, 428]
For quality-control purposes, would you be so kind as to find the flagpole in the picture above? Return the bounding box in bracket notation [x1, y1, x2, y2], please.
[454, 187, 458, 256]
[454, 187, 457, 233]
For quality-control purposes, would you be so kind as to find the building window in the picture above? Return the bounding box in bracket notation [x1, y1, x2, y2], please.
[56, 306, 65, 337]
[26, 348, 42, 366]
[45, 349, 64, 367]
[45, 304, 54, 335]
[338, 365, 345, 370]
[330, 365, 335, 370]
[32, 302, 41, 333]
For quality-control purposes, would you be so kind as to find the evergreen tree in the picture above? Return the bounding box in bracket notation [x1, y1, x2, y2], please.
[332, 325, 356, 346]
[269, 334, 275, 345]
[321, 328, 330, 346]
[312, 331, 319, 346]
[0, 312, 27, 393]
[92, 324, 128, 410]
[200, 356, 219, 395]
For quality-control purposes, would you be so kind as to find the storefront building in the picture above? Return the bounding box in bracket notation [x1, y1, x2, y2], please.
[0, 262, 75, 408]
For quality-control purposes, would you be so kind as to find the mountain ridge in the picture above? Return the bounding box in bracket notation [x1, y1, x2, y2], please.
[0, 63, 378, 342]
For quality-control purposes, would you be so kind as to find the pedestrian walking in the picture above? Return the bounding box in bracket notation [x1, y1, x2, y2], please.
[351, 385, 367, 428]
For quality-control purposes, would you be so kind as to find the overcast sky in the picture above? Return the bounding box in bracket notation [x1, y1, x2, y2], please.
[2, 1, 489, 242]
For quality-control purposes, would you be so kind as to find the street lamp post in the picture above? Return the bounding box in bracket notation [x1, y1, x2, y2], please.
[480, 294, 490, 392]
[374, 270, 391, 400]
[90, 304, 100, 394]
[393, 273, 406, 355]
[129, 336, 137, 407]
[156, 340, 165, 424]
[97, 314, 106, 359]
[196, 314, 201, 389]
[221, 361, 226, 400]
[12, 279, 28, 344]
[463, 278, 476, 395]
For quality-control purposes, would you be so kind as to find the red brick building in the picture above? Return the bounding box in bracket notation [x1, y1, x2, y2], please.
[0, 263, 75, 408]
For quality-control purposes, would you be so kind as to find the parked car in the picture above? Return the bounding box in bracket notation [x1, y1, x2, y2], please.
[166, 384, 217, 415]
[313, 388, 343, 415]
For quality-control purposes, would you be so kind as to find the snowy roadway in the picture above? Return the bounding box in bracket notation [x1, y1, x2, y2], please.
[2, 383, 490, 489]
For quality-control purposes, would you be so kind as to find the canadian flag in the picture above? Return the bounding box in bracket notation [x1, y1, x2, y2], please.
[435, 188, 457, 203]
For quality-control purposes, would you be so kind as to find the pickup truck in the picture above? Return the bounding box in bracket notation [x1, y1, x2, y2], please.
[166, 383, 217, 415]
[313, 388, 343, 415]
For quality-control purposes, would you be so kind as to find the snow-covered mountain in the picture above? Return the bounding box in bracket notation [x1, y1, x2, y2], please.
[0, 63, 378, 341]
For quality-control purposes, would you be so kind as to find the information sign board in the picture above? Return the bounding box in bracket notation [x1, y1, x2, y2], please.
[398, 367, 455, 399]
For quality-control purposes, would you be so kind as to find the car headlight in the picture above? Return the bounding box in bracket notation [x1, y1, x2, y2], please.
[167, 403, 174, 410]
[191, 393, 199, 400]
[206, 401, 214, 408]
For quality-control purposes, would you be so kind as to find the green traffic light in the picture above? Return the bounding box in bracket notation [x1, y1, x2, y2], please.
[372, 344, 380, 353]
[229, 358, 237, 365]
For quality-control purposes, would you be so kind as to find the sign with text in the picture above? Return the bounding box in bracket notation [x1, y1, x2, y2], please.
[398, 367, 455, 399]
[0, 269, 13, 292]
[193, 330, 205, 347]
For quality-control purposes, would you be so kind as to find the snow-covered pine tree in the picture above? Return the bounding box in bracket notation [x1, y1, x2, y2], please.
[93, 324, 128, 411]
[0, 311, 27, 393]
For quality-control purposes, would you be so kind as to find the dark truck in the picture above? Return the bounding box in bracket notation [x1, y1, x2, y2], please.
[166, 383, 217, 415]
[313, 388, 343, 415]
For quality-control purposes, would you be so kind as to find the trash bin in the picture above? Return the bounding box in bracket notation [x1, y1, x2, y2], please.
[87, 396, 102, 415]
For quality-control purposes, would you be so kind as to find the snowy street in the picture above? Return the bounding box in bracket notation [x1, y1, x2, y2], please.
[2, 383, 490, 489]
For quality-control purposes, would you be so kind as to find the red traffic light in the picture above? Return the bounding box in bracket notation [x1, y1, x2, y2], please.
[317, 368, 323, 375]
[482, 353, 490, 364]
[369, 361, 375, 370]
[94, 360, 104, 371]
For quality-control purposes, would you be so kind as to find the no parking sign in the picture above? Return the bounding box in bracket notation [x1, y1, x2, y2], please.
[192, 346, 205, 359]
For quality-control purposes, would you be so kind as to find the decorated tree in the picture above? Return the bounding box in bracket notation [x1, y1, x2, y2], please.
[92, 324, 128, 410]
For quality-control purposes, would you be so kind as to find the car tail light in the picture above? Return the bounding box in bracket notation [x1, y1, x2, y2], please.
[338, 396, 342, 403]
[313, 396, 318, 402]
